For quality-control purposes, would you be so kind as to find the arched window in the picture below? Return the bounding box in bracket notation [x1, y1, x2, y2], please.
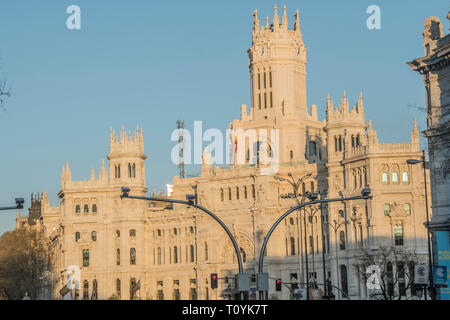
[128, 163, 132, 178]
[116, 248, 120, 266]
[244, 186, 248, 199]
[228, 187, 232, 201]
[173, 228, 177, 235]
[404, 203, 411, 216]
[310, 181, 314, 193]
[129, 229, 136, 237]
[339, 231, 346, 250]
[289, 217, 295, 225]
[309, 141, 317, 157]
[220, 188, 224, 201]
[392, 172, 399, 183]
[83, 280, 89, 300]
[384, 204, 391, 216]
[338, 136, 342, 152]
[252, 184, 255, 199]
[334, 136, 338, 152]
[356, 134, 361, 147]
[92, 204, 97, 213]
[91, 231, 97, 241]
[290, 237, 296, 256]
[116, 279, 121, 299]
[132, 163, 136, 178]
[190, 244, 195, 263]
[290, 150, 294, 161]
[84, 204, 89, 213]
[75, 232, 80, 242]
[402, 171, 409, 182]
[173, 246, 178, 264]
[351, 135, 355, 148]
[130, 248, 136, 265]
[116, 230, 120, 237]
[382, 172, 388, 183]
[75, 205, 81, 214]
[236, 187, 240, 200]
[157, 248, 162, 265]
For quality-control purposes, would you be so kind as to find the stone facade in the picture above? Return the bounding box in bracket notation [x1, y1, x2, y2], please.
[18, 6, 431, 300]
[408, 13, 450, 256]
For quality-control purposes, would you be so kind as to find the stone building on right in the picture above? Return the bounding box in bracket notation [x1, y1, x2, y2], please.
[408, 12, 450, 299]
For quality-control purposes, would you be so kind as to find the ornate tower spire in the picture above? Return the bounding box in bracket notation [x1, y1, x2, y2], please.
[252, 9, 259, 32]
[294, 9, 301, 32]
[273, 4, 279, 31]
[281, 5, 288, 30]
[357, 92, 364, 111]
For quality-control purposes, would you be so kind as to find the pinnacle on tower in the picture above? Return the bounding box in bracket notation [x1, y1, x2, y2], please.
[252, 9, 259, 32]
[357, 92, 364, 111]
[282, 5, 288, 30]
[273, 4, 279, 31]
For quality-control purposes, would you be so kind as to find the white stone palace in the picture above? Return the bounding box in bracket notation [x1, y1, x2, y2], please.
[17, 5, 431, 300]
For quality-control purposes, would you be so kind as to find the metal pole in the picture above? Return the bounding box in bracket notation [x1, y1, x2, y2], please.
[310, 209, 315, 286]
[320, 210, 327, 298]
[335, 227, 340, 300]
[303, 211, 310, 299]
[422, 150, 435, 300]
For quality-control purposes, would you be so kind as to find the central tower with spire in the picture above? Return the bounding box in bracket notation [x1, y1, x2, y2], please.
[249, 5, 307, 121]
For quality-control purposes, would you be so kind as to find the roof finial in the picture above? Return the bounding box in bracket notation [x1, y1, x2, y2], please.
[282, 5, 288, 29]
[273, 3, 279, 31]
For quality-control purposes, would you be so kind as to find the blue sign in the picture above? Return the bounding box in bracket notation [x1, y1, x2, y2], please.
[434, 266, 447, 285]
[435, 231, 450, 300]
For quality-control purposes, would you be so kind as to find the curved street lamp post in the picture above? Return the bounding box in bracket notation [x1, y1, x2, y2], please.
[257, 189, 372, 300]
[120, 187, 247, 300]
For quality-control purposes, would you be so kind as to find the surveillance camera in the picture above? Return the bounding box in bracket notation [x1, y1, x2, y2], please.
[361, 188, 371, 197]
[121, 187, 130, 194]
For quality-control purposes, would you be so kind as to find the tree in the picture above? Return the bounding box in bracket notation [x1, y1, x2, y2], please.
[0, 228, 48, 300]
[356, 246, 425, 300]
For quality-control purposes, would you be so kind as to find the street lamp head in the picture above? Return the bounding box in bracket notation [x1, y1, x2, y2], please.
[407, 159, 422, 165]
[15, 198, 24, 209]
[186, 194, 196, 204]
[361, 188, 371, 197]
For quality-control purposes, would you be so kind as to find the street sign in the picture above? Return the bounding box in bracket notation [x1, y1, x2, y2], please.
[414, 264, 429, 285]
[434, 266, 448, 286]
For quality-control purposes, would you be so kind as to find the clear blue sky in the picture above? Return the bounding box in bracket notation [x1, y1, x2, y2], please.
[0, 0, 448, 235]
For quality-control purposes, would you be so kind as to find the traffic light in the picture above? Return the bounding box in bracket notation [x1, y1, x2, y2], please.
[211, 273, 218, 289]
[275, 279, 282, 291]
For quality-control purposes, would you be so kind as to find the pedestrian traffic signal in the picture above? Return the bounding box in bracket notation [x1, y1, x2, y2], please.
[211, 273, 218, 289]
[276, 279, 282, 291]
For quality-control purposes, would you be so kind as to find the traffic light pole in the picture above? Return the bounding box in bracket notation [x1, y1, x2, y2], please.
[120, 191, 246, 300]
[257, 193, 372, 300]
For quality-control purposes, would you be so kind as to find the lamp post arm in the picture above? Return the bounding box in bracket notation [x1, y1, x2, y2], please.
[258, 195, 372, 275]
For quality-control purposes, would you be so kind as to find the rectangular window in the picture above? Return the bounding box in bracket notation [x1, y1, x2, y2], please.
[258, 73, 260, 90]
[270, 91, 273, 107]
[264, 72, 266, 89]
[402, 172, 409, 182]
[264, 92, 267, 109]
[258, 94, 261, 109]
[382, 172, 388, 183]
[394, 225, 404, 246]
[269, 71, 272, 88]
